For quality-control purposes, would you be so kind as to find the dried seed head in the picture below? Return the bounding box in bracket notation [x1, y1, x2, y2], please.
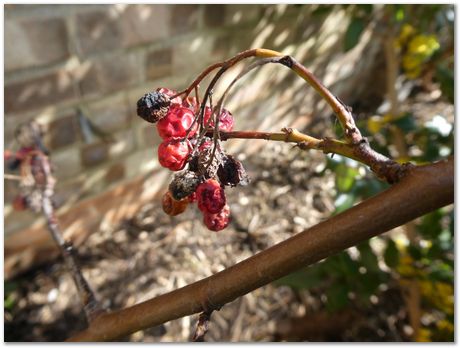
[217, 155, 250, 187]
[136, 91, 171, 123]
[169, 170, 201, 200]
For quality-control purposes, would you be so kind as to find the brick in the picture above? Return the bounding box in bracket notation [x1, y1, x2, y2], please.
[50, 147, 82, 180]
[5, 17, 69, 72]
[105, 162, 125, 184]
[78, 53, 141, 97]
[86, 95, 131, 133]
[4, 178, 21, 204]
[52, 179, 85, 208]
[75, 9, 122, 56]
[45, 113, 81, 150]
[143, 124, 163, 147]
[119, 5, 170, 47]
[170, 5, 199, 35]
[172, 36, 216, 75]
[204, 5, 226, 28]
[80, 142, 109, 168]
[5, 71, 76, 114]
[109, 129, 136, 158]
[224, 5, 262, 26]
[145, 48, 172, 80]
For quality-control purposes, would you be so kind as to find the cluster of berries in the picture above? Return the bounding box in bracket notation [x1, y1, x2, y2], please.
[137, 88, 248, 231]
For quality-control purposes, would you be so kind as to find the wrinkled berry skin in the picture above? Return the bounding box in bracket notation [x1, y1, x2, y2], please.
[158, 139, 190, 171]
[217, 155, 250, 187]
[169, 170, 200, 200]
[157, 105, 196, 140]
[162, 191, 188, 216]
[205, 108, 234, 131]
[203, 204, 230, 231]
[215, 109, 234, 132]
[136, 92, 171, 123]
[196, 179, 226, 214]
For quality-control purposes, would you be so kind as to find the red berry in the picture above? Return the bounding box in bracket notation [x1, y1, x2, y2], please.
[196, 179, 226, 214]
[203, 204, 230, 232]
[203, 106, 212, 126]
[156, 88, 182, 105]
[162, 191, 188, 216]
[188, 192, 197, 203]
[157, 105, 197, 140]
[216, 109, 234, 132]
[158, 139, 190, 171]
[207, 108, 234, 132]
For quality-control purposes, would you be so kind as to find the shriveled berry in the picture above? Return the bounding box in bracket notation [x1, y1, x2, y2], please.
[217, 154, 250, 187]
[198, 144, 222, 179]
[196, 179, 226, 214]
[158, 139, 190, 171]
[215, 109, 234, 132]
[203, 204, 230, 232]
[169, 170, 200, 200]
[162, 191, 188, 216]
[137, 92, 171, 123]
[157, 105, 197, 140]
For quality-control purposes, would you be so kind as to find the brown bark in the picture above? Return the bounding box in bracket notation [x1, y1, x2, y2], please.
[68, 157, 453, 342]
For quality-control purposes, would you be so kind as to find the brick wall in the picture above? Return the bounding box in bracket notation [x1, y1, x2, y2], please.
[4, 4, 384, 276]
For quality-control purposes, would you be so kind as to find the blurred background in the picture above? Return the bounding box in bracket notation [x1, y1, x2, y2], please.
[4, 4, 454, 342]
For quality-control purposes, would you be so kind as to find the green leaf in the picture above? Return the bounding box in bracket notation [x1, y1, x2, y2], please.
[333, 193, 355, 214]
[275, 267, 324, 290]
[392, 113, 417, 133]
[357, 241, 380, 273]
[336, 164, 359, 192]
[344, 17, 366, 52]
[326, 283, 349, 312]
[383, 239, 399, 268]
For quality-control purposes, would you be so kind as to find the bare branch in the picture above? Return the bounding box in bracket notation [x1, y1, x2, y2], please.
[68, 158, 453, 342]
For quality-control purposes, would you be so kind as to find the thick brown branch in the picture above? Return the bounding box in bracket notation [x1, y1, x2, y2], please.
[68, 158, 453, 342]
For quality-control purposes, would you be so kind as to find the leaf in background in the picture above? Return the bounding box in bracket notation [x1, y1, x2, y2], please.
[334, 193, 356, 214]
[344, 17, 366, 52]
[357, 241, 380, 273]
[392, 113, 417, 133]
[275, 266, 324, 290]
[384, 239, 400, 268]
[336, 164, 359, 192]
[325, 283, 349, 312]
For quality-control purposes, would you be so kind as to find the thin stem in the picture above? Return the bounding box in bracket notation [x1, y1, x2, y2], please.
[173, 49, 283, 98]
[37, 153, 104, 322]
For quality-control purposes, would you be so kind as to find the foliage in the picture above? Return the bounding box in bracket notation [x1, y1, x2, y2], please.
[277, 4, 454, 342]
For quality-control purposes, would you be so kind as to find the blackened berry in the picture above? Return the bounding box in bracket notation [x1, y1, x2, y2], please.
[169, 170, 201, 200]
[137, 92, 171, 123]
[217, 154, 250, 187]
